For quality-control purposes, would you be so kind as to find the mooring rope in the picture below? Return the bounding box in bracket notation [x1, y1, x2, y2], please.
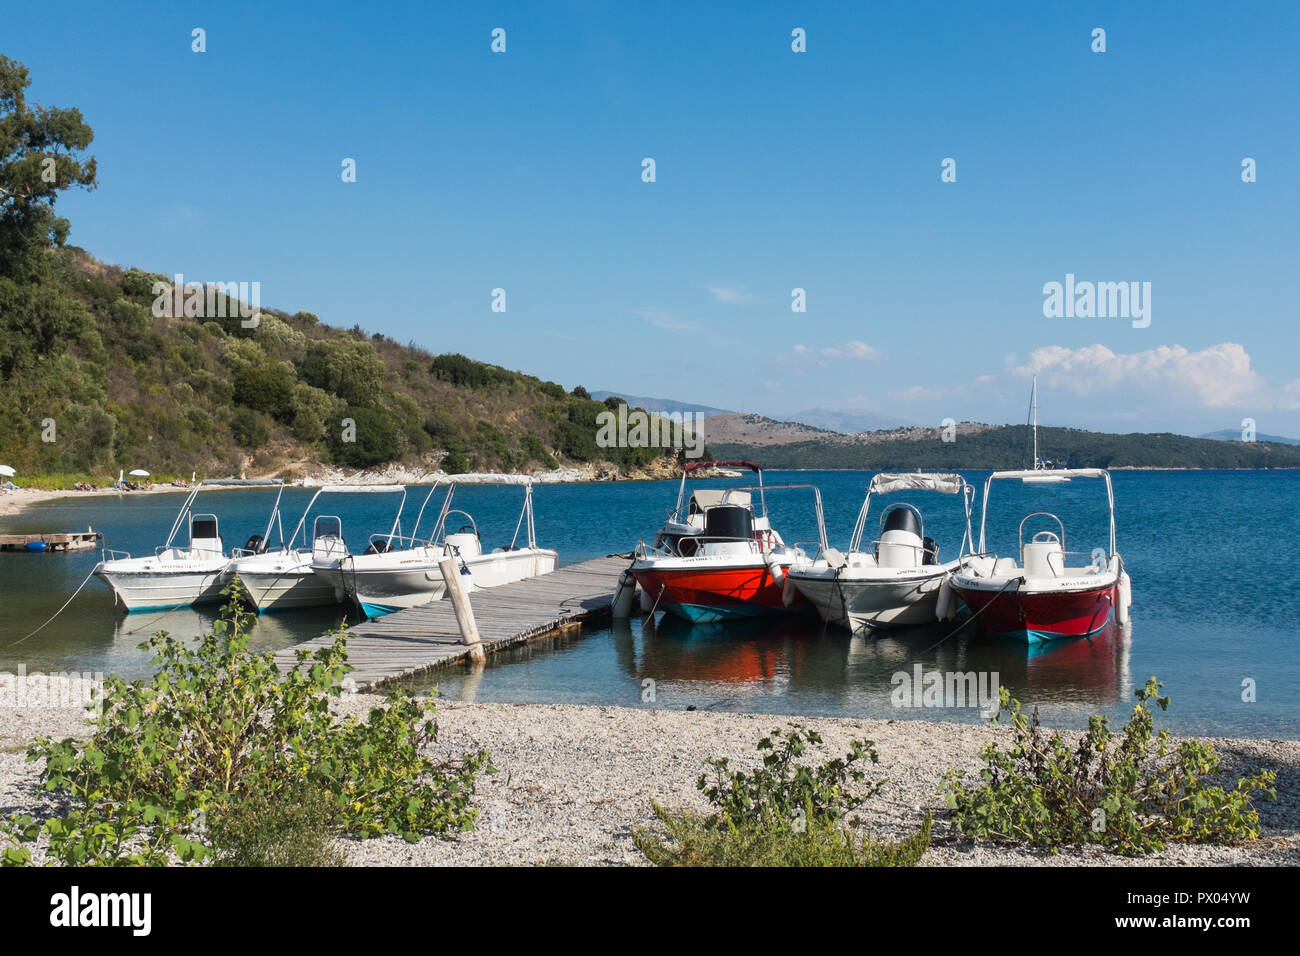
[8, 567, 98, 646]
[920, 575, 1023, 654]
[639, 582, 667, 637]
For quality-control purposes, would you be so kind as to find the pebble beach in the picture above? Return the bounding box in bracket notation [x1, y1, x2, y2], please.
[2, 685, 1297, 866]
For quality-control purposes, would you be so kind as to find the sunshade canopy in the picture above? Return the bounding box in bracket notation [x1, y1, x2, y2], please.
[690, 489, 753, 509]
[868, 473, 967, 495]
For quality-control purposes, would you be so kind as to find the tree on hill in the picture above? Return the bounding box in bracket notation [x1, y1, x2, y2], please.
[0, 55, 97, 273]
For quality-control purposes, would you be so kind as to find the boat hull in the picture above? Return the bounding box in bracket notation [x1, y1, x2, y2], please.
[319, 548, 559, 617]
[631, 559, 805, 624]
[951, 578, 1118, 644]
[788, 566, 951, 632]
[235, 559, 342, 613]
[94, 563, 230, 612]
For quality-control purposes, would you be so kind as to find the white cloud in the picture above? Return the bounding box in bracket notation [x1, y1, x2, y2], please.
[893, 385, 944, 401]
[631, 308, 692, 331]
[1013, 342, 1259, 408]
[792, 340, 881, 361]
[705, 283, 761, 305]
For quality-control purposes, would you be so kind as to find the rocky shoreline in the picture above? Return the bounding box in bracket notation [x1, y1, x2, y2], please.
[0, 459, 693, 521]
[2, 691, 1296, 866]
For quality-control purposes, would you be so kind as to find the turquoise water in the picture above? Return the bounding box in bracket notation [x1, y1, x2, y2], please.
[1, 471, 1296, 738]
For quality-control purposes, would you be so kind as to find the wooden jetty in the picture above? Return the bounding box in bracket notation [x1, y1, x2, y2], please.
[0, 530, 102, 552]
[274, 555, 630, 691]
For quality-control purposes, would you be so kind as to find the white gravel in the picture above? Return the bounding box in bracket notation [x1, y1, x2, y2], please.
[2, 688, 1296, 866]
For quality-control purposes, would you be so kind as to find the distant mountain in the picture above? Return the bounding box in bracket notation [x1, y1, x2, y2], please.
[788, 407, 917, 434]
[1199, 429, 1300, 446]
[591, 391, 733, 417]
[710, 423, 1300, 470]
[699, 413, 837, 447]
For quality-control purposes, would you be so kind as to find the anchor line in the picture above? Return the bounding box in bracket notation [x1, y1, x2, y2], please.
[639, 582, 667, 638]
[9, 567, 98, 646]
[920, 575, 1023, 654]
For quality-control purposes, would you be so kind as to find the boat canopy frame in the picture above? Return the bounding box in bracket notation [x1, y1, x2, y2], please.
[976, 468, 1117, 559]
[668, 460, 766, 524]
[274, 484, 407, 554]
[157, 478, 284, 556]
[847, 472, 975, 556]
[429, 478, 539, 552]
[700, 481, 828, 554]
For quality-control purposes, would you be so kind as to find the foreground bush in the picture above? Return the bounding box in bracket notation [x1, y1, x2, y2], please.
[942, 678, 1276, 857]
[636, 801, 931, 867]
[634, 724, 930, 867]
[0, 583, 489, 866]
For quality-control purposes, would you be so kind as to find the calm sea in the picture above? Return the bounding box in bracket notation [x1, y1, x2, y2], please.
[1, 470, 1295, 738]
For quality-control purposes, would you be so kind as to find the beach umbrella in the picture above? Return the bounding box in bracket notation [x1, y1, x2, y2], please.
[0, 465, 15, 477]
[129, 469, 150, 477]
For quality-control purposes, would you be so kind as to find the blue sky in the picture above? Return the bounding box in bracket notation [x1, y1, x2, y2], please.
[9, 1, 1299, 435]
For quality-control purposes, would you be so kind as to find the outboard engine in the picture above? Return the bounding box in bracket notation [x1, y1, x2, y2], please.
[921, 536, 939, 566]
[881, 506, 921, 538]
[242, 533, 266, 554]
[364, 539, 392, 555]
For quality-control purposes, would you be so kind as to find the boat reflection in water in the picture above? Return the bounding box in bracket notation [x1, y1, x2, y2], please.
[611, 611, 1133, 717]
[104, 601, 355, 677]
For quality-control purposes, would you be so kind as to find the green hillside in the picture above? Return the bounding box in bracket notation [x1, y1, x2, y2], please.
[0, 55, 685, 481]
[0, 247, 680, 477]
[711, 424, 1300, 471]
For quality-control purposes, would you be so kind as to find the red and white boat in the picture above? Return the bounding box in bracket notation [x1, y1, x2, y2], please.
[632, 462, 827, 623]
[949, 468, 1132, 644]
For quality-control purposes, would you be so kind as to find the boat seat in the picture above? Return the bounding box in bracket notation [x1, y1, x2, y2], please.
[878, 529, 922, 568]
[1023, 533, 1065, 577]
[994, 557, 1019, 577]
[445, 532, 482, 559]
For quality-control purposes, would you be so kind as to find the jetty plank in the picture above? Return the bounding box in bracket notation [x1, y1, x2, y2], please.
[274, 556, 630, 692]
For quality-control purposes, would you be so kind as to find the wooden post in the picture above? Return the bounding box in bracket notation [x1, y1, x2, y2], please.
[439, 557, 485, 663]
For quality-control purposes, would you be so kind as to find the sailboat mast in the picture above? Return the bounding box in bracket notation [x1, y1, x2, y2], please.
[1032, 375, 1039, 469]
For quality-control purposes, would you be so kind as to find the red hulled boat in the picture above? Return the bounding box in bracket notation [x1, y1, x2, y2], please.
[948, 468, 1133, 644]
[631, 461, 826, 623]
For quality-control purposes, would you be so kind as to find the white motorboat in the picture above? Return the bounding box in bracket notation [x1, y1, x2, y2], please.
[949, 468, 1133, 644]
[229, 484, 404, 613]
[312, 478, 559, 617]
[93, 478, 282, 612]
[786, 472, 975, 633]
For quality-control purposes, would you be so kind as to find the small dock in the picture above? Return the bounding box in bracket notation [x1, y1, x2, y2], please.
[0, 530, 102, 552]
[275, 555, 630, 691]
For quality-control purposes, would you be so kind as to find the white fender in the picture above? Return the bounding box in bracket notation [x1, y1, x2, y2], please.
[611, 569, 636, 618]
[782, 572, 798, 607]
[1117, 570, 1132, 625]
[639, 582, 654, 613]
[765, 552, 785, 585]
[935, 577, 955, 622]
